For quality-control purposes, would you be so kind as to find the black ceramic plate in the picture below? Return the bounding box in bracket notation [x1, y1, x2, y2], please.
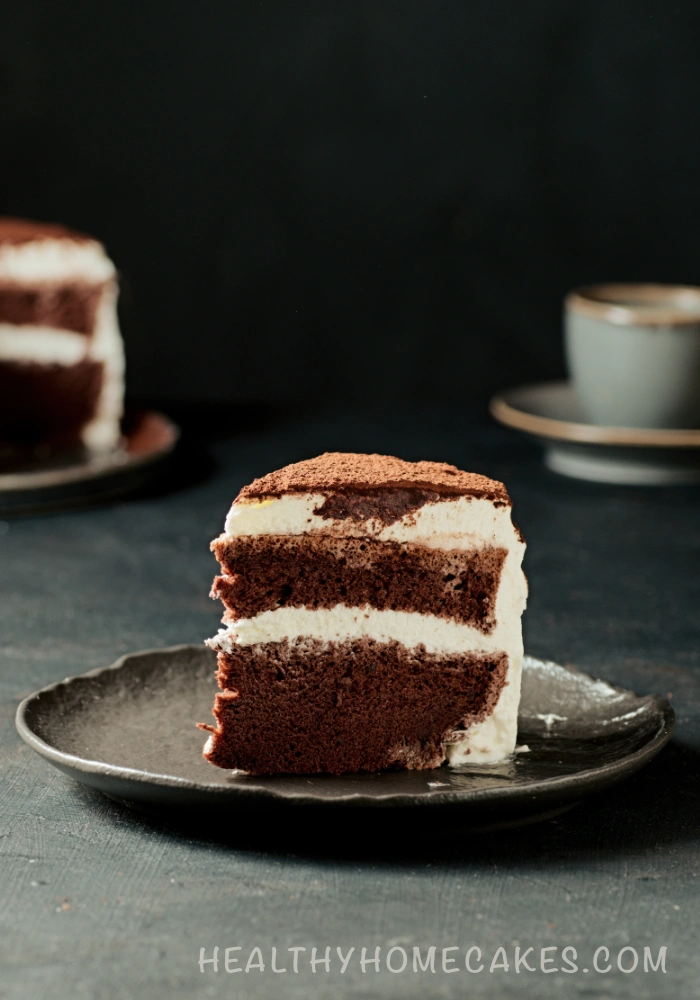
[0, 411, 179, 516]
[15, 645, 674, 829]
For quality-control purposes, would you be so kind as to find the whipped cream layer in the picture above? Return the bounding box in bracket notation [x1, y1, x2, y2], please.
[208, 604, 520, 655]
[0, 326, 89, 364]
[0, 238, 116, 283]
[225, 493, 519, 551]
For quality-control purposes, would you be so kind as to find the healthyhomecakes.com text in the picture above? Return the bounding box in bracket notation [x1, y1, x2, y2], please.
[198, 943, 667, 976]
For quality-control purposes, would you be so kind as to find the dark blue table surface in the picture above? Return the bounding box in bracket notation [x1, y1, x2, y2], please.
[1, 404, 698, 999]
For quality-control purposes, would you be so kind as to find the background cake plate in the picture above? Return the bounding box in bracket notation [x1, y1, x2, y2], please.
[15, 645, 674, 832]
[490, 380, 700, 485]
[0, 411, 179, 516]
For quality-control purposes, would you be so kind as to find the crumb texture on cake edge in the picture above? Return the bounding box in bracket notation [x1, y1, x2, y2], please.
[211, 533, 507, 630]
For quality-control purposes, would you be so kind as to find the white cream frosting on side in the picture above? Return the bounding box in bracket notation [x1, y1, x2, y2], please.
[80, 280, 124, 451]
[0, 238, 116, 282]
[446, 654, 522, 765]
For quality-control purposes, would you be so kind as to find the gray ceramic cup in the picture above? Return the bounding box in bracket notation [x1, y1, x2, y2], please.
[565, 284, 700, 428]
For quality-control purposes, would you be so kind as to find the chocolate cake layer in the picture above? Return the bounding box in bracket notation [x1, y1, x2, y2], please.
[202, 638, 509, 774]
[0, 358, 104, 445]
[237, 452, 510, 504]
[314, 487, 442, 526]
[0, 281, 106, 335]
[212, 535, 506, 630]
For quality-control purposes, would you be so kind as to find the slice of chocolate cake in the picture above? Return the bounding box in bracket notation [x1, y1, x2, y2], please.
[0, 218, 124, 456]
[201, 453, 527, 774]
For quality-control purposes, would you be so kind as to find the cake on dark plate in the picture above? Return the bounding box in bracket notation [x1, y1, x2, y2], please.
[0, 218, 124, 457]
[201, 452, 527, 774]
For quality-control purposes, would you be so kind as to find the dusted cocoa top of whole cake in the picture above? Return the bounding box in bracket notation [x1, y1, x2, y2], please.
[236, 452, 511, 504]
[0, 218, 94, 246]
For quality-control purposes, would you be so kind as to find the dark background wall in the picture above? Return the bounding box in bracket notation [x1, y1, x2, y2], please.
[2, 1, 700, 406]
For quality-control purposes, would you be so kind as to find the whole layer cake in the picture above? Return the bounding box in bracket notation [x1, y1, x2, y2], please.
[0, 218, 124, 454]
[201, 452, 527, 774]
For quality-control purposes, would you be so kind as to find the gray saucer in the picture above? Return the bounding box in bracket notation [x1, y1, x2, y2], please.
[490, 381, 700, 484]
[15, 645, 673, 829]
